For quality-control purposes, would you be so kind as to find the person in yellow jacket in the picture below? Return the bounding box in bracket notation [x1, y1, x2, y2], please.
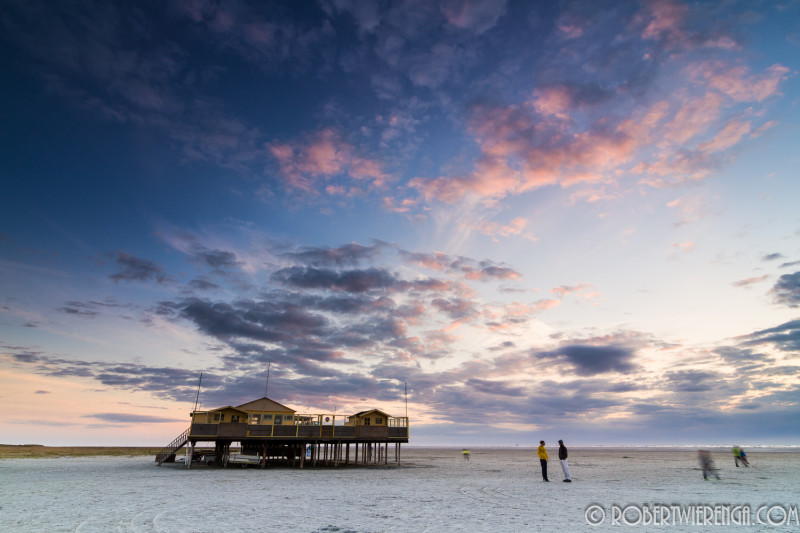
[537, 440, 549, 481]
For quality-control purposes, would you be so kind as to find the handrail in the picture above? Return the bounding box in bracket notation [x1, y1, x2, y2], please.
[155, 427, 190, 464]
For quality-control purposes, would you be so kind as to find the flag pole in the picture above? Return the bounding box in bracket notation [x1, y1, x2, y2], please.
[193, 372, 203, 413]
[404, 382, 408, 418]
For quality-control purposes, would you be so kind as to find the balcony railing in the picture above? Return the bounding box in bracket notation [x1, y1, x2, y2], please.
[188, 414, 409, 440]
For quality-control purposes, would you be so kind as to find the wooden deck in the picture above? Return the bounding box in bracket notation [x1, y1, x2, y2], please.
[158, 418, 408, 468]
[188, 422, 409, 441]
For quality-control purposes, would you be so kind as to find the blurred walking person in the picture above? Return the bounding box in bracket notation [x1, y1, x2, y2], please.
[738, 447, 749, 467]
[537, 440, 549, 482]
[698, 450, 720, 480]
[558, 440, 571, 482]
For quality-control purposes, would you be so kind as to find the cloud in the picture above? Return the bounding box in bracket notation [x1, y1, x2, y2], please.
[550, 283, 591, 298]
[465, 377, 525, 397]
[108, 251, 172, 284]
[173, 0, 335, 72]
[431, 298, 476, 319]
[402, 2, 789, 207]
[731, 275, 769, 288]
[735, 319, 800, 352]
[189, 278, 221, 291]
[268, 129, 389, 193]
[176, 297, 328, 344]
[672, 241, 695, 253]
[57, 302, 99, 318]
[272, 266, 399, 293]
[771, 272, 800, 307]
[0, 346, 209, 402]
[665, 369, 723, 393]
[282, 243, 384, 267]
[535, 344, 638, 376]
[688, 61, 790, 103]
[398, 249, 521, 281]
[84, 413, 184, 424]
[666, 194, 715, 226]
[473, 217, 536, 241]
[439, 0, 507, 34]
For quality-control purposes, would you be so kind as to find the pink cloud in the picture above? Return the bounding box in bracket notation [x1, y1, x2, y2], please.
[551, 282, 592, 298]
[401, 251, 452, 271]
[672, 241, 695, 252]
[732, 275, 769, 288]
[751, 121, 778, 138]
[402, 10, 789, 207]
[411, 99, 641, 204]
[569, 186, 620, 204]
[440, 0, 507, 34]
[666, 194, 713, 225]
[662, 92, 723, 144]
[268, 129, 388, 193]
[689, 62, 790, 103]
[557, 22, 583, 39]
[641, 0, 687, 43]
[474, 217, 534, 241]
[484, 299, 559, 331]
[382, 196, 418, 214]
[696, 120, 751, 153]
[532, 87, 573, 118]
[461, 265, 520, 281]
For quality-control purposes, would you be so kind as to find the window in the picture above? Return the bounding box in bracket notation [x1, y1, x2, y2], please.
[212, 413, 221, 422]
[274, 415, 283, 425]
[231, 415, 240, 423]
[263, 414, 272, 423]
[364, 418, 371, 426]
[375, 418, 383, 425]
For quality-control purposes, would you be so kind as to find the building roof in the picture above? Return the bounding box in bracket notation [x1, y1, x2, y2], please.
[236, 397, 295, 413]
[205, 405, 248, 414]
[350, 409, 391, 418]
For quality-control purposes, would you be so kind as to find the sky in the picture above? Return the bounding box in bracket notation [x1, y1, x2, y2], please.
[1, 0, 799, 447]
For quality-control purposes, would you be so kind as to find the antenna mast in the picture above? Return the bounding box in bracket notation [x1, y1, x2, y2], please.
[193, 372, 203, 413]
[404, 381, 408, 418]
[264, 362, 271, 398]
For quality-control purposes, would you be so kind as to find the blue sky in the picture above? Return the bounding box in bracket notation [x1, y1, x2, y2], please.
[1, 0, 799, 446]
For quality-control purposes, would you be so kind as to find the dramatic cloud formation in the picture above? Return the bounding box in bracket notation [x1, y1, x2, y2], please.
[1, 0, 798, 446]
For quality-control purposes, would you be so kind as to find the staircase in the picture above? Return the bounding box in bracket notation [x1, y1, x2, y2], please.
[155, 427, 190, 465]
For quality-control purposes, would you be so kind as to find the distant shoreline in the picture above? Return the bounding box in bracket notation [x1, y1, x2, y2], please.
[0, 445, 162, 459]
[2, 444, 798, 460]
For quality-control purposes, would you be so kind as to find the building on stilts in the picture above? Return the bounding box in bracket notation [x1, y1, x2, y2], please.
[155, 396, 409, 469]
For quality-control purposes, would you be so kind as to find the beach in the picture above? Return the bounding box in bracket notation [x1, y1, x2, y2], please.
[1, 447, 798, 532]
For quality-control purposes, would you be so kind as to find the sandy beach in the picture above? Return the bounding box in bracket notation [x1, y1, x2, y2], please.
[1, 447, 798, 532]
